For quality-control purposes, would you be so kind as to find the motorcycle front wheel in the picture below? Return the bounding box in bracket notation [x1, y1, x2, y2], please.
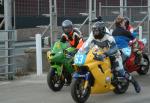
[47, 69, 65, 92]
[71, 78, 91, 103]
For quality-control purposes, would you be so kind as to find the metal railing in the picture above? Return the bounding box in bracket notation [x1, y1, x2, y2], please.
[0, 30, 16, 80]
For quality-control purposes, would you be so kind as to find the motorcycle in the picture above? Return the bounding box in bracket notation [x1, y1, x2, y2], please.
[123, 38, 149, 75]
[71, 42, 129, 103]
[47, 40, 76, 91]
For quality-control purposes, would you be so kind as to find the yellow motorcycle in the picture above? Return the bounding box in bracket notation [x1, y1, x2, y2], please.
[71, 42, 129, 103]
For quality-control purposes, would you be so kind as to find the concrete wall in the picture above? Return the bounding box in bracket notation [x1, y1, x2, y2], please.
[23, 48, 50, 72]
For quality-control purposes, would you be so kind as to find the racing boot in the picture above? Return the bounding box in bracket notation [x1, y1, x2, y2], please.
[125, 72, 141, 93]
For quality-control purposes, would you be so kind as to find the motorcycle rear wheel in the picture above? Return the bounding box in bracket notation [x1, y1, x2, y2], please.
[137, 54, 149, 75]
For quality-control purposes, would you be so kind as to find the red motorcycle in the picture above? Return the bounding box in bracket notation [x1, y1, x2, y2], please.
[124, 38, 149, 75]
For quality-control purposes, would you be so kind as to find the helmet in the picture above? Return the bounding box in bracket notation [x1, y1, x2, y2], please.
[92, 21, 106, 39]
[62, 20, 73, 27]
[62, 20, 73, 35]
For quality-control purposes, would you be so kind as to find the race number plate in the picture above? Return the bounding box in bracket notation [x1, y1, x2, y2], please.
[74, 54, 86, 65]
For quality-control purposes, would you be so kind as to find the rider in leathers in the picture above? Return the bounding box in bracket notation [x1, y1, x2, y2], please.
[60, 20, 83, 49]
[88, 21, 141, 93]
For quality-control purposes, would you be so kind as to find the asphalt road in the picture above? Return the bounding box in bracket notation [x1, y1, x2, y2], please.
[0, 73, 150, 103]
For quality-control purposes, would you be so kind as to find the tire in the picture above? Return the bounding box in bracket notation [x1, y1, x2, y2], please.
[113, 78, 129, 94]
[47, 69, 64, 92]
[137, 54, 150, 75]
[71, 78, 91, 103]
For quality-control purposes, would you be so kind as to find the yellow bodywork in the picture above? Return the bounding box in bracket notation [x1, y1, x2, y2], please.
[47, 51, 51, 61]
[84, 48, 115, 94]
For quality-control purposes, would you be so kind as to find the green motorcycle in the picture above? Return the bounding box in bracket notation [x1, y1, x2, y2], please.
[47, 40, 76, 91]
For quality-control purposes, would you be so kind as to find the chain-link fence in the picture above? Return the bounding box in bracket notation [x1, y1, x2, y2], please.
[99, 6, 148, 23]
[99, 5, 149, 52]
[1, 0, 149, 47]
[14, 0, 89, 28]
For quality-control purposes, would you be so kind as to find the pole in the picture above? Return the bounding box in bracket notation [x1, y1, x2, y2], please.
[38, 0, 40, 16]
[49, 0, 57, 47]
[4, 0, 12, 78]
[89, 0, 92, 34]
[148, 0, 150, 53]
[99, 2, 101, 16]
[124, 0, 127, 16]
[93, 0, 96, 18]
[4, 0, 12, 30]
[36, 34, 43, 76]
[120, 0, 123, 16]
[49, 0, 53, 47]
[64, 0, 65, 16]
[13, 0, 16, 29]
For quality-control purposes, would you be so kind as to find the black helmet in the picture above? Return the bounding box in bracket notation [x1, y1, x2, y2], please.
[62, 20, 73, 35]
[92, 21, 106, 39]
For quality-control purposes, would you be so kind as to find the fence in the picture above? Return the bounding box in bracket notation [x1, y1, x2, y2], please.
[99, 5, 150, 53]
[0, 30, 16, 80]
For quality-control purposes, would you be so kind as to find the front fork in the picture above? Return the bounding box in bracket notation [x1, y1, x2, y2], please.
[73, 72, 90, 90]
[51, 65, 64, 81]
[51, 65, 63, 76]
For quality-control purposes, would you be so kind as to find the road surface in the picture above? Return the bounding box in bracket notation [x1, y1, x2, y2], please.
[0, 73, 150, 103]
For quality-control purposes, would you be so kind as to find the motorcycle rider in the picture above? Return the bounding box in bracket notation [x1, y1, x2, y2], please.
[124, 17, 144, 65]
[90, 21, 141, 93]
[60, 20, 83, 50]
[60, 20, 84, 84]
[112, 16, 135, 60]
[113, 16, 145, 65]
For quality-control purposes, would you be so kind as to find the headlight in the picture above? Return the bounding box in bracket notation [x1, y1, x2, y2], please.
[47, 51, 51, 61]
